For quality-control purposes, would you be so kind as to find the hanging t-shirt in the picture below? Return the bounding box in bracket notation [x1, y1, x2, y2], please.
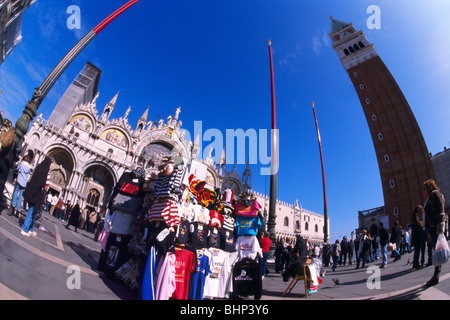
[203, 249, 231, 299]
[178, 201, 194, 221]
[190, 222, 210, 249]
[235, 236, 263, 261]
[235, 200, 262, 217]
[222, 215, 235, 232]
[189, 250, 212, 300]
[208, 226, 221, 249]
[220, 228, 236, 253]
[155, 252, 176, 300]
[141, 246, 160, 300]
[171, 248, 196, 300]
[232, 258, 263, 300]
[209, 210, 224, 228]
[192, 205, 210, 224]
[176, 218, 191, 245]
[235, 216, 262, 237]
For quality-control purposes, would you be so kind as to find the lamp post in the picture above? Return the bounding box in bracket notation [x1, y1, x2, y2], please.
[13, 0, 140, 159]
[312, 101, 329, 244]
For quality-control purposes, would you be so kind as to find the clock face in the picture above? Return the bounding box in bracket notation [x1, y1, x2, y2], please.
[341, 31, 350, 39]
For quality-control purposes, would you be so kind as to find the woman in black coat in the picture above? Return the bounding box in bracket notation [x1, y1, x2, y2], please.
[423, 179, 446, 287]
[65, 200, 81, 232]
[21, 156, 52, 237]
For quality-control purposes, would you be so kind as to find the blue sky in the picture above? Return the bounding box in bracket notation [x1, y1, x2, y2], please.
[1, 0, 449, 241]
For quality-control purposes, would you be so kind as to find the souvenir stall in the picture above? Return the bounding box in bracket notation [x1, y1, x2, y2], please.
[98, 157, 265, 300]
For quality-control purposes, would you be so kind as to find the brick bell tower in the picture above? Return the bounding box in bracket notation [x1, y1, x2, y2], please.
[328, 17, 436, 229]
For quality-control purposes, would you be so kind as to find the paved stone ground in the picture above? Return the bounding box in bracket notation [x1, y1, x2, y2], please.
[1, 204, 449, 301]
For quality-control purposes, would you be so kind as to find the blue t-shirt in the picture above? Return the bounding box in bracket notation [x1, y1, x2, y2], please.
[189, 251, 211, 300]
[235, 216, 261, 237]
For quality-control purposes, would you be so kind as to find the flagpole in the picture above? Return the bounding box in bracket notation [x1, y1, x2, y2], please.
[312, 101, 329, 244]
[14, 0, 140, 159]
[267, 40, 278, 255]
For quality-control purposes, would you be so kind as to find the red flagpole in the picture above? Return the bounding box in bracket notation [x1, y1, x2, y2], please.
[312, 101, 329, 244]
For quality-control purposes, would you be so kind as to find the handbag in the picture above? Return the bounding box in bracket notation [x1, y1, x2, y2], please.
[387, 243, 396, 251]
[433, 233, 450, 266]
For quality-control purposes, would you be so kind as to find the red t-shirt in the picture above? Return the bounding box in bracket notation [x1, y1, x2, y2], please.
[260, 237, 272, 252]
[171, 249, 196, 300]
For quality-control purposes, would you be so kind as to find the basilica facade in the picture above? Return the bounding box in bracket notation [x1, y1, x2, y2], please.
[24, 90, 250, 214]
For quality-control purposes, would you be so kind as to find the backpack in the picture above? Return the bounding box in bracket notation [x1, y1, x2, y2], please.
[332, 244, 339, 256]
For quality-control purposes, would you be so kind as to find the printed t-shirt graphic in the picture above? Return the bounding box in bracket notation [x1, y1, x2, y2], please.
[235, 215, 262, 236]
[235, 236, 263, 260]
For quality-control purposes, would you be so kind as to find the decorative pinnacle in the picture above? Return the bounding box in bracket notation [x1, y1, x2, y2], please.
[268, 40, 272, 46]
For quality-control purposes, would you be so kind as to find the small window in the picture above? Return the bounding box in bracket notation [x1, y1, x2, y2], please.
[384, 155, 390, 162]
[305, 222, 309, 231]
[354, 72, 358, 77]
[315, 224, 319, 233]
[390, 180, 395, 188]
[344, 49, 350, 56]
[358, 41, 365, 48]
[354, 44, 360, 51]
[393, 207, 399, 216]
[365, 98, 371, 104]
[372, 114, 377, 120]
[378, 133, 384, 140]
[349, 46, 355, 53]
[284, 217, 289, 227]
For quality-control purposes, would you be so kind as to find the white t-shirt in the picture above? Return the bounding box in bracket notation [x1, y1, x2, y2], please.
[51, 195, 58, 206]
[203, 249, 231, 299]
[235, 235, 263, 261]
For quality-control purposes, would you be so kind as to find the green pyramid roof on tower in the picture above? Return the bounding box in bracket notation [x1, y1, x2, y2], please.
[329, 16, 349, 32]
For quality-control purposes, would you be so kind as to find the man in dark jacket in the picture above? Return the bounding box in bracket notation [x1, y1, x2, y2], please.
[20, 156, 52, 237]
[378, 222, 389, 268]
[65, 200, 81, 232]
[339, 237, 349, 266]
[390, 221, 402, 261]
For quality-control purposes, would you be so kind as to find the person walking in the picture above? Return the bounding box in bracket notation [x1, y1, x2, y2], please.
[88, 209, 97, 233]
[62, 199, 72, 222]
[378, 222, 389, 268]
[49, 193, 58, 216]
[356, 231, 370, 269]
[55, 197, 64, 220]
[339, 236, 349, 266]
[411, 205, 425, 270]
[274, 239, 284, 273]
[20, 156, 52, 237]
[348, 238, 355, 266]
[422, 179, 446, 287]
[390, 221, 402, 261]
[259, 231, 272, 277]
[65, 200, 81, 232]
[9, 153, 33, 217]
[331, 239, 341, 271]
[79, 206, 87, 230]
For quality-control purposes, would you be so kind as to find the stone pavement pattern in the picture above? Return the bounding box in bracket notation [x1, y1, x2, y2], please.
[1, 209, 450, 300]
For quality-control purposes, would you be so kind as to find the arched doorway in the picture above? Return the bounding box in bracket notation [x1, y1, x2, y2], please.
[83, 165, 115, 212]
[47, 148, 75, 197]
